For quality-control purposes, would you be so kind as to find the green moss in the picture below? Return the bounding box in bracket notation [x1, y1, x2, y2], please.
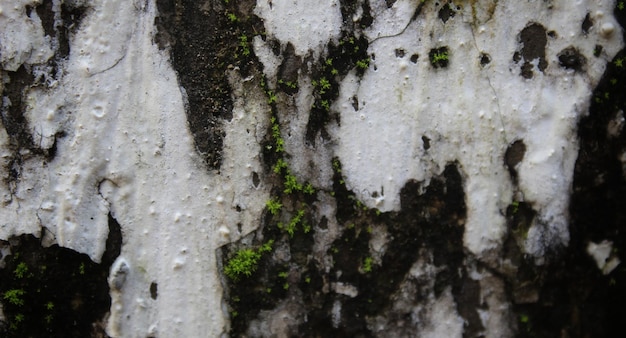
[225, 249, 260, 281]
[274, 138, 284, 153]
[270, 117, 284, 153]
[314, 77, 331, 95]
[273, 158, 288, 174]
[332, 158, 342, 173]
[362, 257, 373, 273]
[278, 79, 298, 89]
[284, 209, 306, 237]
[259, 240, 274, 254]
[225, 240, 274, 282]
[238, 35, 251, 57]
[520, 314, 529, 323]
[10, 313, 24, 330]
[270, 116, 280, 139]
[431, 50, 449, 64]
[303, 183, 315, 195]
[3, 289, 25, 306]
[267, 91, 277, 104]
[266, 198, 282, 216]
[284, 173, 303, 194]
[356, 58, 370, 70]
[320, 99, 330, 111]
[14, 262, 28, 279]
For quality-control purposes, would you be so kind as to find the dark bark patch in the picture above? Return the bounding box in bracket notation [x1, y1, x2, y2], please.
[221, 162, 468, 336]
[558, 46, 586, 72]
[582, 12, 593, 34]
[451, 272, 485, 338]
[422, 135, 431, 150]
[0, 217, 121, 337]
[351, 96, 359, 111]
[359, 0, 374, 28]
[305, 35, 370, 146]
[154, 0, 264, 169]
[101, 213, 123, 267]
[1, 66, 36, 150]
[429, 46, 450, 68]
[480, 53, 491, 66]
[516, 23, 548, 79]
[150, 282, 158, 300]
[339, 0, 373, 30]
[58, 3, 87, 59]
[154, 0, 231, 169]
[594, 44, 603, 57]
[438, 3, 456, 23]
[277, 43, 302, 95]
[505, 139, 526, 179]
[35, 0, 56, 39]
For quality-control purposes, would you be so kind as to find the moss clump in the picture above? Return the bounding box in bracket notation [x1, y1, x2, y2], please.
[3, 289, 25, 306]
[266, 198, 282, 216]
[224, 241, 274, 282]
[429, 46, 450, 68]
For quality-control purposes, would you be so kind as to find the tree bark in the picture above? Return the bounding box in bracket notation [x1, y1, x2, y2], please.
[1, 0, 625, 337]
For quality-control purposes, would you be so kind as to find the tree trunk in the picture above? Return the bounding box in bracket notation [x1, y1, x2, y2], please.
[1, 0, 625, 337]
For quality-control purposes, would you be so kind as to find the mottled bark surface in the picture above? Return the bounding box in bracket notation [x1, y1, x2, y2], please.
[0, 1, 625, 337]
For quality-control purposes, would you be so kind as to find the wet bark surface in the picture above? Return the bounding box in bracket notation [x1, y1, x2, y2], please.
[1, 1, 625, 337]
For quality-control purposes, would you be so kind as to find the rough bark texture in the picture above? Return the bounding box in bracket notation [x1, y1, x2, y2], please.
[0, 0, 625, 337]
